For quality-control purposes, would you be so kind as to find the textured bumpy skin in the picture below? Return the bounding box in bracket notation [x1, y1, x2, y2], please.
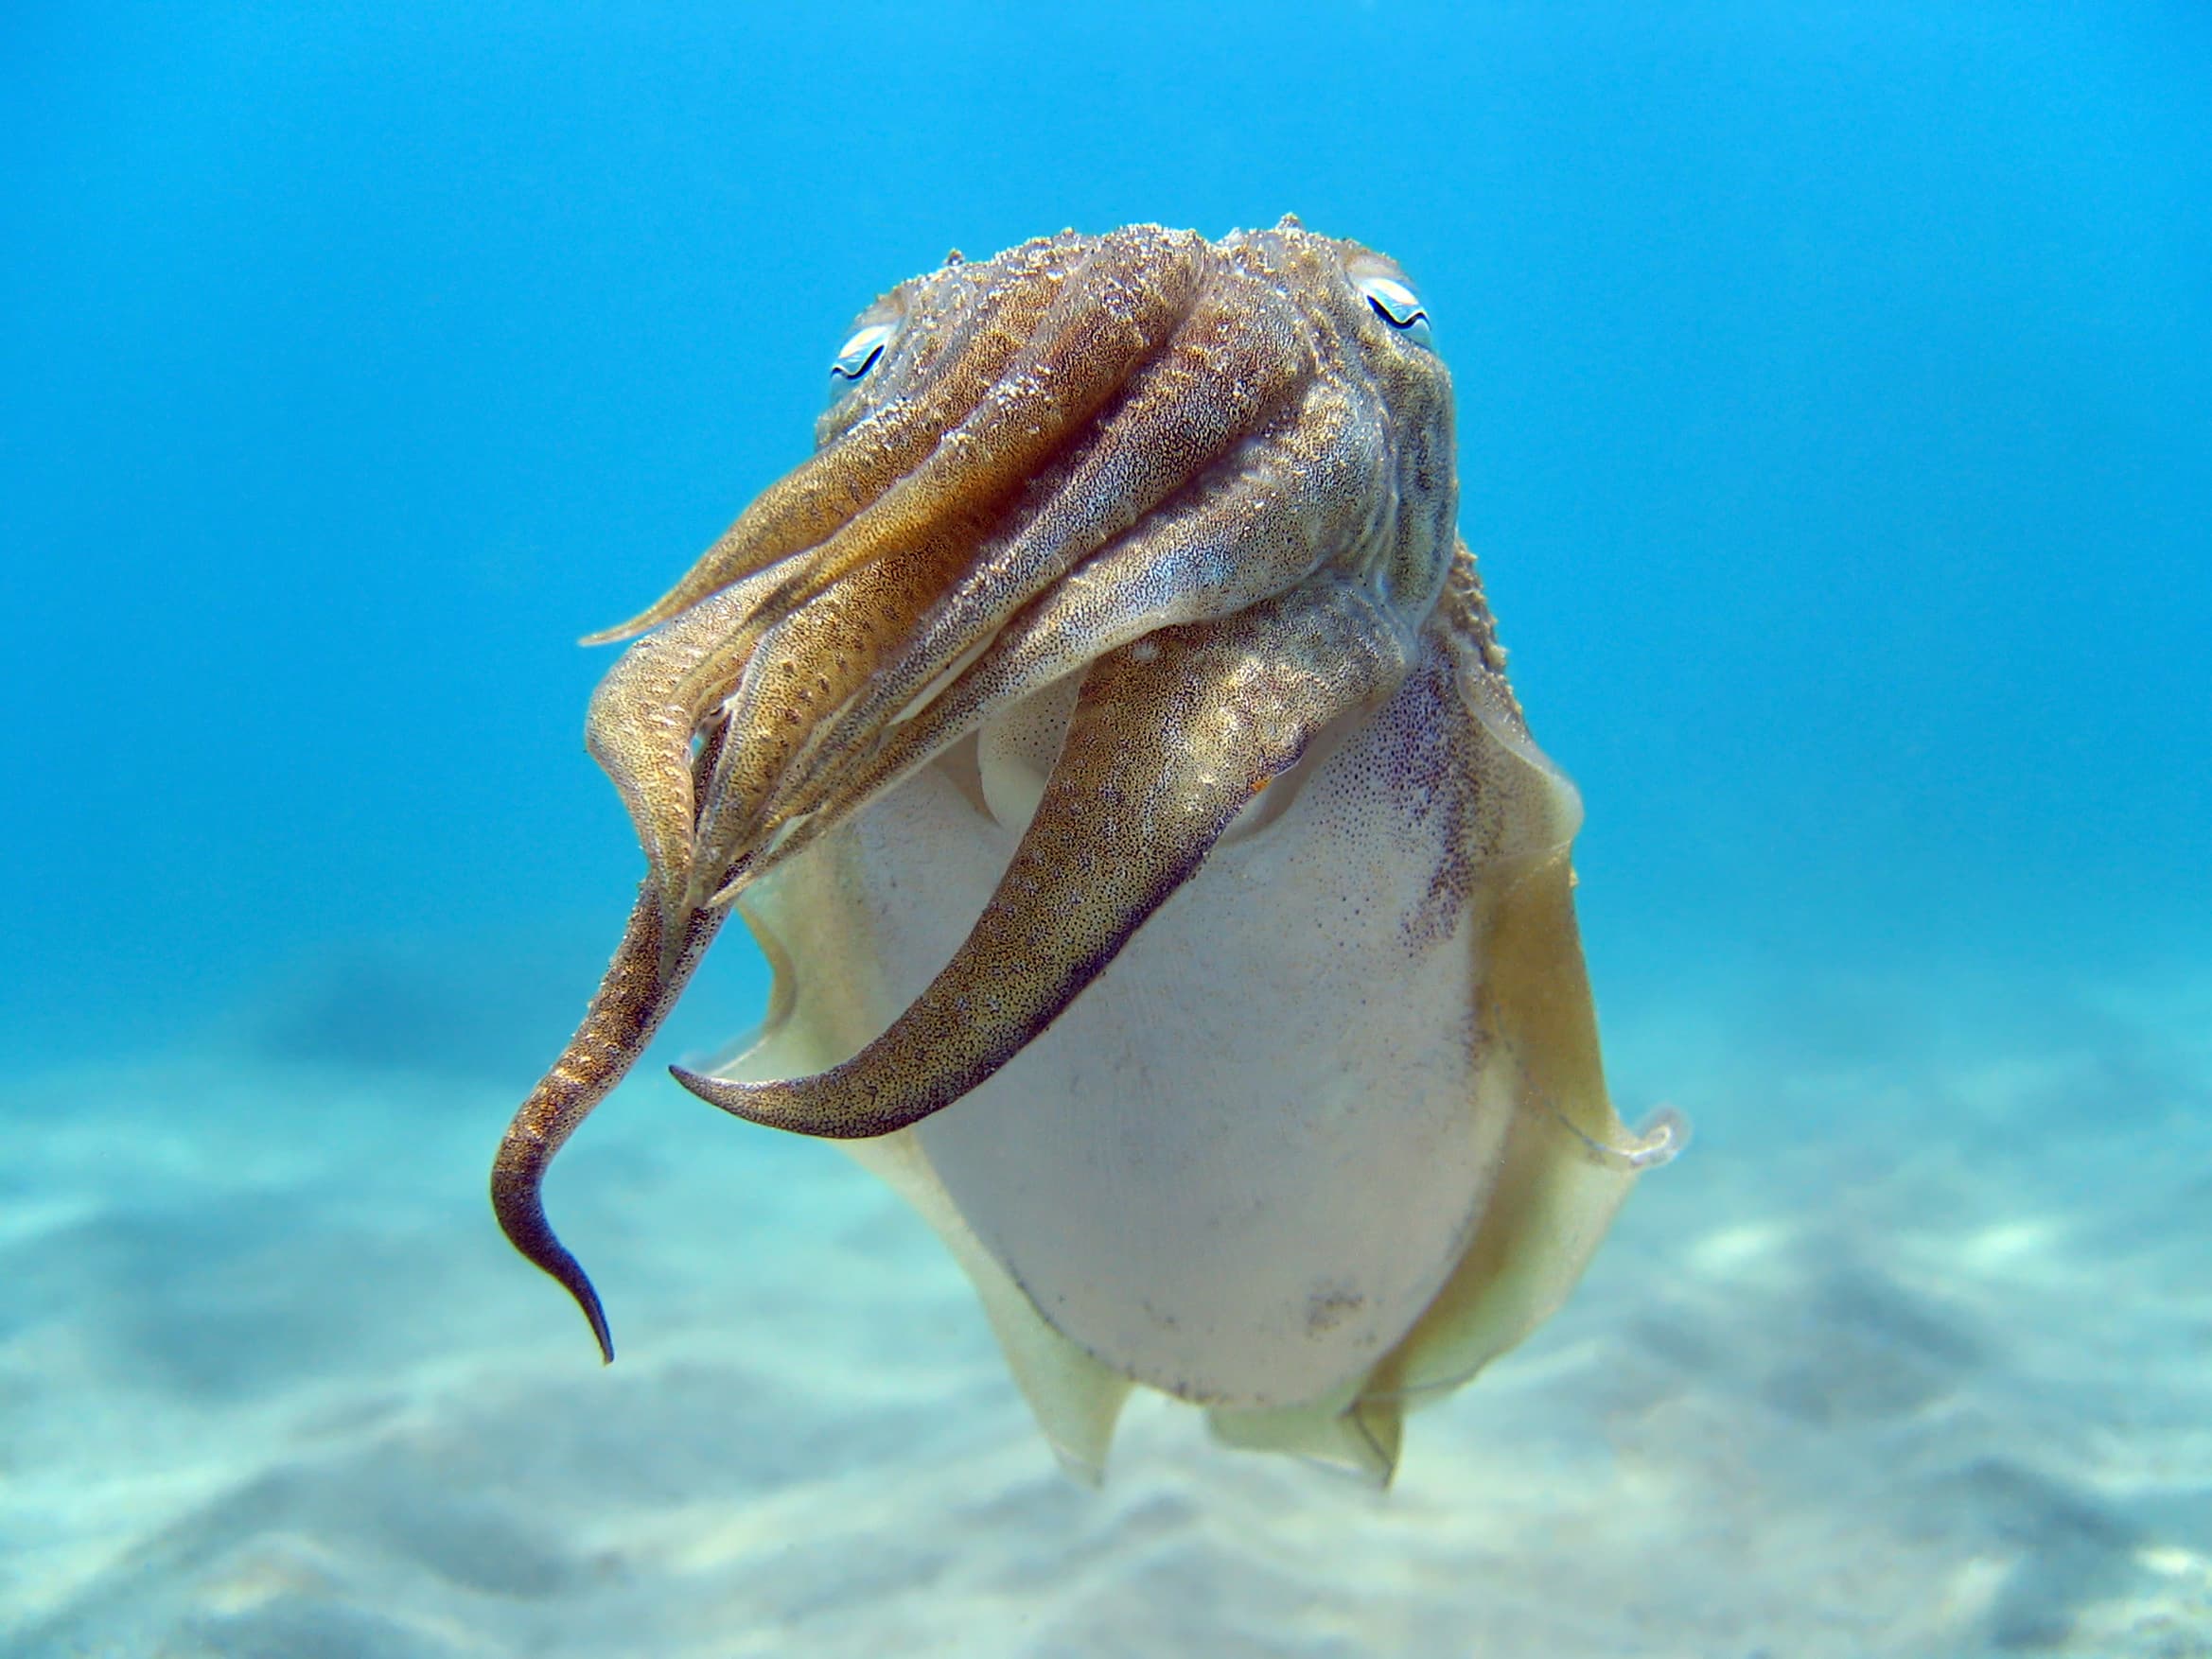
[492, 219, 1682, 1481]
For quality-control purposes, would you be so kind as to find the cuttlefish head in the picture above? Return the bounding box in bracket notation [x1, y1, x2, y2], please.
[494, 219, 1461, 1358]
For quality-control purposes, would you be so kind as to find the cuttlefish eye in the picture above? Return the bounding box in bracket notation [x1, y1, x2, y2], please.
[1358, 274, 1434, 347]
[828, 322, 896, 389]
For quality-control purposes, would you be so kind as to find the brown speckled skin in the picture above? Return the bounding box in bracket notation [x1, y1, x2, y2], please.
[491, 224, 1670, 1466]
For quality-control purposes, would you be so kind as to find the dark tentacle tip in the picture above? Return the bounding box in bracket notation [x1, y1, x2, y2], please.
[492, 1168, 616, 1364]
[672, 1063, 856, 1137]
[672, 1062, 940, 1142]
[557, 1250, 616, 1365]
[671, 1063, 765, 1125]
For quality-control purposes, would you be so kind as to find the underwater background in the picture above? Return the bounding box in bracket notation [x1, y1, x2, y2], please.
[5, 4, 2209, 1655]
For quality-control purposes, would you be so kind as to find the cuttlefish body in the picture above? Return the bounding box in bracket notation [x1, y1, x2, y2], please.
[493, 220, 1680, 1482]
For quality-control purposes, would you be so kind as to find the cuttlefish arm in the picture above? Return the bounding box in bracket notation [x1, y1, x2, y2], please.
[727, 382, 1385, 899]
[675, 582, 1409, 1137]
[491, 726, 733, 1358]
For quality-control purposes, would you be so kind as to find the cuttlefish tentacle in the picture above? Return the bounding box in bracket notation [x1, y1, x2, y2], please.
[582, 250, 1078, 893]
[601, 228, 1218, 910]
[491, 879, 728, 1359]
[674, 581, 1410, 1138]
[764, 273, 1313, 827]
[749, 225, 1207, 618]
[681, 496, 1007, 910]
[679, 258, 1312, 908]
[581, 235, 1093, 645]
[583, 570, 794, 904]
[726, 387, 1391, 899]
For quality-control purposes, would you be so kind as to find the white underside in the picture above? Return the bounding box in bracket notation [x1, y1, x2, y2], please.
[798, 669, 1510, 1409]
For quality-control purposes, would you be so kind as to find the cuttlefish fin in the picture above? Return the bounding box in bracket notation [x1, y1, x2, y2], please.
[1193, 861, 1633, 1489]
[1206, 1391, 1404, 1487]
[1198, 642, 1684, 1486]
[1378, 847, 1686, 1402]
[674, 581, 1411, 1140]
[491, 881, 729, 1359]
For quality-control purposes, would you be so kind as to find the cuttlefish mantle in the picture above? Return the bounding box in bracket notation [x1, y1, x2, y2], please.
[492, 220, 1683, 1484]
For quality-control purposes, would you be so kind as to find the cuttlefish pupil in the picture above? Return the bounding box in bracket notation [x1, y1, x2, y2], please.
[829, 321, 895, 385]
[492, 218, 1681, 1483]
[1357, 273, 1433, 344]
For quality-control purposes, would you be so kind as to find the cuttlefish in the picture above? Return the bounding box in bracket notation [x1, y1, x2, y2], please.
[492, 219, 1681, 1483]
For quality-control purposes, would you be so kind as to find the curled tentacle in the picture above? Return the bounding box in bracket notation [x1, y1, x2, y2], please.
[674, 583, 1410, 1138]
[494, 707, 737, 1354]
[492, 882, 728, 1358]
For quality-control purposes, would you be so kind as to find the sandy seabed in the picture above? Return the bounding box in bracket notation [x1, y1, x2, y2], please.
[5, 969, 2211, 1658]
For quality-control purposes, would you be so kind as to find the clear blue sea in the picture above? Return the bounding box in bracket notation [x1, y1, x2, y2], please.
[5, 5, 2209, 1654]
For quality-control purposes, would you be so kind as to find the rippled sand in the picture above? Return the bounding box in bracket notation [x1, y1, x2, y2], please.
[7, 972, 2210, 1657]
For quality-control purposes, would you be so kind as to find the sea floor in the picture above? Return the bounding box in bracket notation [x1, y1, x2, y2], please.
[5, 965, 2211, 1657]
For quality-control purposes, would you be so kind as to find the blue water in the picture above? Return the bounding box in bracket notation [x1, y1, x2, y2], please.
[7, 1, 2206, 1072]
[5, 4, 2210, 1651]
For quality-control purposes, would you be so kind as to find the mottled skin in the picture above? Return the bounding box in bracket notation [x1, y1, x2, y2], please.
[492, 219, 1679, 1478]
